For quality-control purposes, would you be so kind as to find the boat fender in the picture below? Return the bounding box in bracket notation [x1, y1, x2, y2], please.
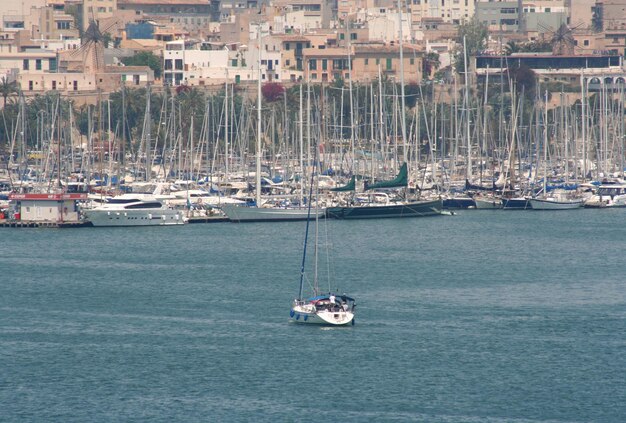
[290, 310, 295, 318]
[303, 315, 308, 322]
[296, 314, 300, 320]
[351, 319, 355, 326]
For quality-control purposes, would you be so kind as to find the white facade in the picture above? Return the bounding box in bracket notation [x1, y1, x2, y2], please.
[163, 40, 282, 86]
[411, 0, 477, 25]
[355, 9, 412, 43]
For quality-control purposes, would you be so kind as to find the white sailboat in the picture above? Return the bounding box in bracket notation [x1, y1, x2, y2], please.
[221, 33, 322, 222]
[529, 91, 583, 211]
[290, 116, 355, 326]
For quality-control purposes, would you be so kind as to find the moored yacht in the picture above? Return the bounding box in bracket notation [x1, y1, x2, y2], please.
[83, 194, 186, 226]
[583, 182, 626, 208]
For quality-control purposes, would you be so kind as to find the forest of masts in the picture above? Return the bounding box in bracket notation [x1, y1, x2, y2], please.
[1, 73, 625, 193]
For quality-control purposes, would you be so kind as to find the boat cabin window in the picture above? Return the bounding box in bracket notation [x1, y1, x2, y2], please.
[125, 202, 163, 209]
[108, 198, 142, 204]
[598, 187, 624, 196]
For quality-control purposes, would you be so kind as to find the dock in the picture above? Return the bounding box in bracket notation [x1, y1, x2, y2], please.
[0, 220, 89, 228]
[187, 215, 229, 224]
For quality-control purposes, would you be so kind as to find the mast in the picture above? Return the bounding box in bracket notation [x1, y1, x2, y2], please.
[299, 83, 304, 206]
[543, 90, 548, 196]
[581, 69, 586, 181]
[397, 0, 407, 161]
[255, 23, 263, 206]
[463, 36, 472, 182]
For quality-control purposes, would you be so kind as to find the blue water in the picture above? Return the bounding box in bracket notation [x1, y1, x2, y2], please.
[1, 210, 625, 422]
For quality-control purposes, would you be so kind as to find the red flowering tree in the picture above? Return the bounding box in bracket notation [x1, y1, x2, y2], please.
[262, 82, 285, 102]
[176, 84, 191, 95]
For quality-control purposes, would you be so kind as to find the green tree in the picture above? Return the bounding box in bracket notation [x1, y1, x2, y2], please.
[102, 32, 113, 48]
[453, 17, 488, 75]
[121, 52, 163, 79]
[422, 52, 440, 78]
[0, 77, 17, 109]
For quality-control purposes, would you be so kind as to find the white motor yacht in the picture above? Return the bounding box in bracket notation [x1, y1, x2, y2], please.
[83, 194, 186, 226]
[584, 182, 626, 208]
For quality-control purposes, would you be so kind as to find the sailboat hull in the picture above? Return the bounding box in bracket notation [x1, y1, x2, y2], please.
[529, 198, 583, 210]
[221, 204, 325, 222]
[290, 306, 354, 326]
[501, 197, 531, 210]
[326, 199, 443, 219]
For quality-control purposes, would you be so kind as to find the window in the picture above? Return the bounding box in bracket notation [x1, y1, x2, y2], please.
[285, 59, 290, 66]
[23, 59, 29, 70]
[386, 58, 392, 70]
[322, 59, 327, 70]
[231, 59, 238, 66]
[57, 21, 70, 30]
[584, 40, 590, 46]
[36, 59, 42, 70]
[28, 81, 33, 90]
[365, 58, 369, 65]
[350, 33, 357, 40]
[410, 58, 414, 65]
[49, 58, 57, 71]
[309, 59, 317, 70]
[175, 59, 183, 70]
[376, 58, 380, 65]
[164, 59, 173, 70]
[339, 33, 345, 40]
[98, 7, 106, 12]
[52, 81, 56, 90]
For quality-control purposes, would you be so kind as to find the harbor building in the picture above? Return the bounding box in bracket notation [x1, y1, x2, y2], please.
[8, 193, 87, 223]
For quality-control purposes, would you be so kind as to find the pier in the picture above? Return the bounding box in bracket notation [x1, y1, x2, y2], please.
[0, 220, 89, 228]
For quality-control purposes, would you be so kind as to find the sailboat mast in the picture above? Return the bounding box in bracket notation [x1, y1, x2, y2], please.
[397, 0, 407, 161]
[543, 90, 548, 195]
[463, 36, 472, 182]
[256, 24, 262, 206]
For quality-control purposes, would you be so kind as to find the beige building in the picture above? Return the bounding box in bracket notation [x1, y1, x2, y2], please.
[82, 0, 117, 31]
[34, 6, 79, 40]
[0, 0, 47, 32]
[411, 0, 476, 25]
[17, 65, 153, 94]
[597, 0, 626, 56]
[568, 0, 595, 29]
[303, 43, 423, 83]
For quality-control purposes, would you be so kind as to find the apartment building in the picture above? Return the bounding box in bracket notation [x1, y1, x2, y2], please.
[411, 0, 477, 26]
[303, 43, 423, 83]
[82, 0, 117, 31]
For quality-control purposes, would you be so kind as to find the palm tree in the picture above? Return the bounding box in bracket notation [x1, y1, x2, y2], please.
[504, 41, 520, 56]
[0, 76, 17, 109]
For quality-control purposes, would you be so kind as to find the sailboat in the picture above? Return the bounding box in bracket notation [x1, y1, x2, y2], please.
[326, 163, 444, 219]
[529, 91, 582, 210]
[290, 120, 355, 326]
[220, 28, 322, 223]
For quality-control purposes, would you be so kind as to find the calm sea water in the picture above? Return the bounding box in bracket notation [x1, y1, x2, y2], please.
[1, 210, 625, 422]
